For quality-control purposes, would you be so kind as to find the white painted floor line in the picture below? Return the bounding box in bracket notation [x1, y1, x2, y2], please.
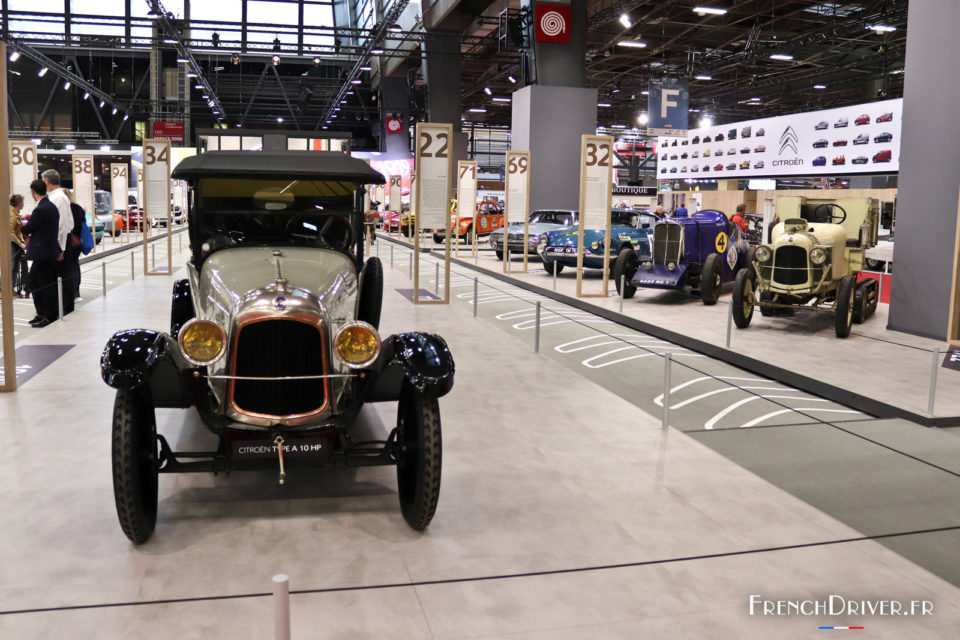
[554, 335, 678, 353]
[704, 396, 765, 429]
[583, 349, 703, 369]
[739, 408, 862, 428]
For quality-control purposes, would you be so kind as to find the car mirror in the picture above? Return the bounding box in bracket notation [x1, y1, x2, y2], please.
[253, 187, 294, 211]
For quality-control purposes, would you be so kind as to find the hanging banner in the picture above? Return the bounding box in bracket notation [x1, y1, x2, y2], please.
[647, 78, 689, 138]
[457, 160, 477, 257]
[504, 151, 531, 272]
[142, 139, 172, 275]
[413, 122, 454, 304]
[71, 154, 95, 224]
[577, 135, 614, 297]
[9, 141, 37, 217]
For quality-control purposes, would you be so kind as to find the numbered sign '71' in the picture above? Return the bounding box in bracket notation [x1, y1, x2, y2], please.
[142, 138, 172, 275]
[576, 134, 614, 297]
[456, 160, 477, 257]
[504, 151, 531, 273]
[413, 122, 454, 304]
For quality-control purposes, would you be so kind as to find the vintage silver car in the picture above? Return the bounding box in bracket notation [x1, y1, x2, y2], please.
[101, 152, 454, 543]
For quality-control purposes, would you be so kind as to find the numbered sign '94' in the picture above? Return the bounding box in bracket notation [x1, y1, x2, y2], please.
[579, 135, 614, 230]
[111, 164, 129, 217]
[414, 123, 453, 229]
[71, 154, 95, 218]
[10, 141, 38, 216]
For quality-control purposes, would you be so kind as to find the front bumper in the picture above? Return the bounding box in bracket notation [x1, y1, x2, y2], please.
[631, 263, 689, 289]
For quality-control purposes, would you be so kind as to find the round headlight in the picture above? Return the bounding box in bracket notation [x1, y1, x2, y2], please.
[334, 321, 381, 369]
[667, 262, 677, 271]
[591, 241, 600, 250]
[179, 319, 226, 366]
[644, 261, 653, 270]
[810, 247, 828, 265]
[755, 245, 772, 263]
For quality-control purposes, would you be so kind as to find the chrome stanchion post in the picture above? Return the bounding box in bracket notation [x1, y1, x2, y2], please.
[57, 277, 64, 320]
[408, 250, 412, 281]
[101, 262, 107, 297]
[473, 276, 478, 317]
[928, 347, 941, 417]
[151, 244, 155, 270]
[619, 275, 625, 313]
[534, 301, 541, 353]
[272, 574, 291, 640]
[553, 260, 558, 291]
[130, 252, 135, 280]
[434, 262, 439, 295]
[662, 352, 673, 430]
[725, 302, 733, 349]
[390, 244, 394, 269]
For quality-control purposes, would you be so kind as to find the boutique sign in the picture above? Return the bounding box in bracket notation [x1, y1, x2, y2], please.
[656, 98, 902, 179]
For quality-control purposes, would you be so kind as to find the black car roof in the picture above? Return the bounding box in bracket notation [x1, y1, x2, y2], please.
[172, 150, 386, 184]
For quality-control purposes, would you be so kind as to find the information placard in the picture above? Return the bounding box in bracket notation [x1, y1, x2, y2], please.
[389, 175, 402, 213]
[457, 160, 477, 256]
[9, 141, 37, 217]
[71, 155, 95, 243]
[504, 151, 531, 272]
[577, 135, 614, 297]
[413, 122, 454, 304]
[110, 163, 128, 242]
[142, 139, 172, 275]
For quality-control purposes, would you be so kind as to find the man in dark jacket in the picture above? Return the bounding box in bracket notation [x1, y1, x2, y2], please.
[21, 179, 61, 327]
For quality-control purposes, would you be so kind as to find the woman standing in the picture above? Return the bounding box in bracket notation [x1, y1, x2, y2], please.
[9, 194, 28, 297]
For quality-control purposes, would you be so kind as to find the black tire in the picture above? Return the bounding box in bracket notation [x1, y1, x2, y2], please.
[432, 233, 444, 244]
[613, 246, 639, 299]
[835, 274, 856, 338]
[464, 227, 474, 245]
[495, 249, 504, 261]
[864, 257, 885, 272]
[170, 279, 194, 338]
[542, 259, 564, 276]
[112, 388, 159, 544]
[731, 268, 756, 328]
[744, 246, 757, 272]
[357, 257, 384, 329]
[700, 253, 723, 305]
[396, 383, 442, 531]
[853, 278, 878, 324]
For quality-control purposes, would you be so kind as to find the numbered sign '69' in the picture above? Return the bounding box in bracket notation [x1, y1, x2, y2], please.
[413, 122, 454, 304]
[9, 140, 37, 217]
[577, 134, 615, 297]
[504, 150, 531, 273]
[142, 139, 173, 275]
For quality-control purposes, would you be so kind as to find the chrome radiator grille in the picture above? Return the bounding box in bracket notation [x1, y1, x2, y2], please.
[652, 223, 682, 265]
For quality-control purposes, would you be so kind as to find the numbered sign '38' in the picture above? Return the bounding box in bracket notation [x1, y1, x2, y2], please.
[413, 122, 454, 304]
[72, 154, 95, 226]
[577, 135, 614, 297]
[504, 150, 531, 273]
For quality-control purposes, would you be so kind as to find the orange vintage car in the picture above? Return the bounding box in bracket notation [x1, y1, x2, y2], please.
[432, 198, 503, 243]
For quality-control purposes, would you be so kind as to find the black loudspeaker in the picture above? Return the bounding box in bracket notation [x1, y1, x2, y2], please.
[499, 9, 525, 50]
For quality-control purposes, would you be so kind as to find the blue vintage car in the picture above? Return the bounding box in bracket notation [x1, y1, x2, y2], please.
[488, 209, 577, 259]
[613, 210, 753, 305]
[537, 209, 661, 275]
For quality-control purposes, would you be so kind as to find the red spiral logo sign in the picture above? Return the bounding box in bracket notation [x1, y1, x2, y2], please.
[535, 4, 571, 43]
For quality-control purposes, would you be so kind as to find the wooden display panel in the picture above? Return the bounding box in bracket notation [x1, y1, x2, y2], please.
[9, 140, 37, 218]
[110, 163, 129, 245]
[576, 135, 614, 297]
[413, 123, 453, 305]
[948, 187, 960, 347]
[71, 154, 95, 252]
[389, 175, 402, 214]
[504, 151, 531, 273]
[0, 44, 15, 391]
[142, 139, 172, 276]
[457, 160, 477, 258]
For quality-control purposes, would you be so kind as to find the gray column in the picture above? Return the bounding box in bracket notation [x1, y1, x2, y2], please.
[511, 84, 597, 210]
[421, 28, 467, 167]
[522, 0, 587, 87]
[888, 0, 960, 340]
[381, 76, 410, 156]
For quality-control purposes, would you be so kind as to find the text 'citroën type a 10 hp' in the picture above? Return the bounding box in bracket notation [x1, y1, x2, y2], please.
[101, 151, 455, 543]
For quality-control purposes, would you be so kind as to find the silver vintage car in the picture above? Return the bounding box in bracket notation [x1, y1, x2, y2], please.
[100, 151, 455, 543]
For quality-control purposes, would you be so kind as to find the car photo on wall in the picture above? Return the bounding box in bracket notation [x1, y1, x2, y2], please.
[740, 161, 751, 169]
[815, 121, 829, 130]
[873, 150, 893, 162]
[877, 112, 893, 123]
[754, 161, 765, 169]
[855, 114, 870, 125]
[852, 156, 868, 164]
[813, 156, 827, 166]
[754, 145, 766, 152]
[833, 156, 846, 165]
[853, 134, 869, 145]
[874, 132, 894, 143]
[834, 117, 848, 128]
[833, 139, 848, 147]
[813, 139, 829, 148]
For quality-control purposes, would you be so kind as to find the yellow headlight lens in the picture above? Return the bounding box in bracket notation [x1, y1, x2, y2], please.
[334, 322, 381, 368]
[179, 320, 226, 365]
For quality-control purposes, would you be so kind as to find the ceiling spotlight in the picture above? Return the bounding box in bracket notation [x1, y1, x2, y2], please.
[750, 96, 761, 101]
[469, 108, 487, 113]
[693, 6, 728, 15]
[371, 48, 384, 54]
[112, 107, 118, 115]
[277, 116, 284, 123]
[360, 65, 372, 71]
[770, 53, 794, 61]
[100, 145, 111, 151]
[638, 113, 648, 124]
[641, 90, 649, 95]
[236, 123, 243, 127]
[507, 75, 516, 83]
[611, 86, 621, 93]
[597, 102, 611, 107]
[619, 13, 632, 28]
[346, 90, 354, 95]
[813, 84, 827, 89]
[484, 86, 492, 95]
[202, 94, 209, 99]
[695, 75, 712, 80]
[122, 114, 129, 121]
[313, 57, 321, 65]
[8, 50, 19, 62]
[65, 144, 75, 150]
[176, 56, 187, 63]
[491, 97, 511, 102]
[867, 25, 896, 33]
[99, 99, 105, 108]
[610, 124, 627, 128]
[38, 66, 48, 77]
[186, 72, 197, 78]
[388, 24, 402, 32]
[618, 40, 647, 48]
[63, 81, 71, 90]
[82, 91, 89, 100]
[340, 100, 347, 104]
[272, 55, 280, 65]
[700, 116, 713, 128]
[322, 126, 328, 130]
[351, 79, 362, 84]
[334, 107, 340, 111]
[194, 84, 203, 89]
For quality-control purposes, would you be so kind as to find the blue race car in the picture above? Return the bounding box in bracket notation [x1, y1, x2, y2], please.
[537, 209, 661, 275]
[613, 210, 753, 305]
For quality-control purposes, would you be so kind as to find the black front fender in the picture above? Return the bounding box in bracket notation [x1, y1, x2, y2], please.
[365, 333, 455, 402]
[100, 329, 196, 407]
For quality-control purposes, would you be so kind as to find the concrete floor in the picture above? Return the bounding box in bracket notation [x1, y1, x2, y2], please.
[1, 237, 959, 638]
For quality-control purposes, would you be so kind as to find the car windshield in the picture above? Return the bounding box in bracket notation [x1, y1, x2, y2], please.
[529, 210, 575, 225]
[194, 177, 359, 252]
[611, 210, 655, 228]
[94, 191, 112, 214]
